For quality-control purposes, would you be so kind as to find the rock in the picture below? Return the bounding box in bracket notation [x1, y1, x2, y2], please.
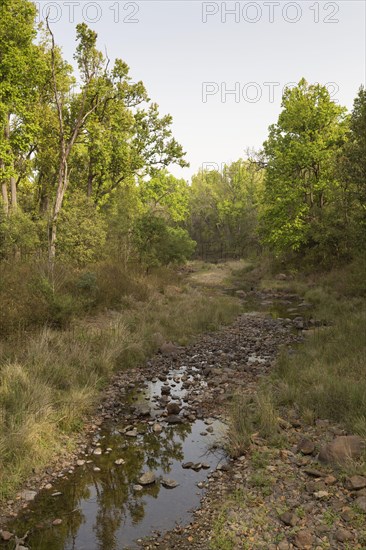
[134, 403, 150, 417]
[314, 490, 329, 499]
[161, 386, 171, 395]
[125, 429, 138, 437]
[182, 462, 194, 469]
[93, 467, 101, 472]
[161, 478, 179, 489]
[346, 475, 366, 490]
[153, 423, 163, 434]
[133, 484, 143, 491]
[335, 528, 353, 542]
[341, 507, 352, 522]
[166, 415, 183, 424]
[51, 492, 62, 497]
[0, 531, 13, 541]
[93, 447, 102, 455]
[303, 468, 323, 478]
[160, 341, 178, 355]
[293, 529, 314, 548]
[167, 402, 181, 415]
[324, 475, 337, 485]
[279, 511, 298, 527]
[139, 472, 156, 486]
[354, 496, 366, 513]
[115, 459, 125, 466]
[76, 459, 85, 466]
[52, 519, 62, 526]
[20, 490, 37, 502]
[297, 437, 315, 456]
[275, 273, 288, 281]
[318, 435, 364, 465]
[278, 542, 290, 550]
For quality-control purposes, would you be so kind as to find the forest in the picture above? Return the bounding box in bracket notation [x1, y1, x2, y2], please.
[0, 1, 365, 547]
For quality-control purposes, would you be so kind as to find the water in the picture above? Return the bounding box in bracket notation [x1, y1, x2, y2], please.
[7, 369, 226, 550]
[5, 291, 313, 548]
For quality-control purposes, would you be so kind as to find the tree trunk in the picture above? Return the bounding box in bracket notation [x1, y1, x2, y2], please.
[1, 180, 9, 215]
[48, 160, 67, 266]
[10, 176, 17, 210]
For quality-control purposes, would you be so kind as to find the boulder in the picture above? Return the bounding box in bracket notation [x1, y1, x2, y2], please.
[167, 402, 180, 415]
[160, 341, 178, 356]
[297, 437, 315, 455]
[138, 472, 156, 486]
[318, 435, 364, 465]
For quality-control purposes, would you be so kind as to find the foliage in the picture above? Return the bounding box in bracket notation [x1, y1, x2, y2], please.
[260, 79, 350, 263]
[57, 193, 107, 266]
[189, 160, 263, 260]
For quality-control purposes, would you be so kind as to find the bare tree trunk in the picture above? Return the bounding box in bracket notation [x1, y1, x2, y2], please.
[1, 180, 9, 215]
[10, 175, 17, 210]
[49, 160, 67, 265]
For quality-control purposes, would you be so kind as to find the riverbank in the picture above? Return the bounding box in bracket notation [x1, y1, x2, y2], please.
[1, 259, 365, 549]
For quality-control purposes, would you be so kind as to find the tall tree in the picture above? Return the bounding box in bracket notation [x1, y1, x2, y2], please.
[260, 78, 348, 259]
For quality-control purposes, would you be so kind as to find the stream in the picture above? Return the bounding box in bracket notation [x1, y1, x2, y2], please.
[4, 289, 315, 549]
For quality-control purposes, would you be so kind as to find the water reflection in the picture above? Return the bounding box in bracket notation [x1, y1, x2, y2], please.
[8, 418, 225, 549]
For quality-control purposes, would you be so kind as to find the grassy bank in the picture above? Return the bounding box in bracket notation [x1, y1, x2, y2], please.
[0, 261, 241, 500]
[228, 256, 366, 457]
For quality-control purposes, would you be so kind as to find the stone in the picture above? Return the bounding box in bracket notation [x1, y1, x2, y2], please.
[324, 475, 337, 485]
[93, 447, 102, 455]
[115, 459, 125, 466]
[52, 519, 62, 526]
[166, 415, 183, 424]
[335, 528, 353, 542]
[161, 478, 179, 489]
[93, 467, 101, 472]
[0, 531, 13, 541]
[153, 423, 163, 434]
[279, 511, 298, 527]
[76, 459, 85, 466]
[297, 437, 315, 455]
[318, 435, 364, 465]
[293, 529, 314, 548]
[125, 429, 138, 437]
[346, 475, 366, 490]
[139, 472, 156, 486]
[303, 468, 324, 478]
[51, 492, 62, 497]
[354, 496, 366, 513]
[167, 402, 181, 415]
[314, 490, 329, 499]
[20, 490, 37, 502]
[160, 341, 178, 355]
[133, 484, 143, 491]
[134, 403, 150, 417]
[341, 507, 352, 522]
[182, 462, 194, 469]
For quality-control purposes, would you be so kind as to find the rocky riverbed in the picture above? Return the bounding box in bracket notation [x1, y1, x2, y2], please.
[1, 289, 365, 549]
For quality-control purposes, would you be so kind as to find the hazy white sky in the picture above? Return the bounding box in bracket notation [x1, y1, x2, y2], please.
[35, 0, 366, 179]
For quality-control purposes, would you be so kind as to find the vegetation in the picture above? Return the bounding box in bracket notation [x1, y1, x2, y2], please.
[0, 0, 365, 504]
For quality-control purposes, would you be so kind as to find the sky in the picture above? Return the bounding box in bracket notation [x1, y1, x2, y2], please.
[34, 0, 366, 179]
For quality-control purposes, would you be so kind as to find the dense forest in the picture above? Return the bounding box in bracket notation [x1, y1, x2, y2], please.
[0, 0, 365, 520]
[1, 2, 364, 278]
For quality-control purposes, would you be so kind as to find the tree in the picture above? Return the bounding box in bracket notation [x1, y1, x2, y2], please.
[0, 0, 38, 213]
[46, 21, 110, 265]
[189, 160, 262, 259]
[260, 78, 348, 260]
